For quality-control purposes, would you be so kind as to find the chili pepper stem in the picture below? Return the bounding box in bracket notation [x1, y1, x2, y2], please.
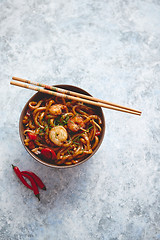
[42, 186, 46, 190]
[12, 164, 15, 169]
[36, 194, 40, 201]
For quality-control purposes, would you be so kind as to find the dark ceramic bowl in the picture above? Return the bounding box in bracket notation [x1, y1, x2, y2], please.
[19, 85, 105, 168]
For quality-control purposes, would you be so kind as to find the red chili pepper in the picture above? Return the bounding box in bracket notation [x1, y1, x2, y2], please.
[27, 132, 37, 140]
[12, 165, 40, 201]
[41, 148, 57, 160]
[21, 171, 46, 190]
[12, 164, 32, 190]
[22, 172, 40, 200]
[95, 131, 101, 136]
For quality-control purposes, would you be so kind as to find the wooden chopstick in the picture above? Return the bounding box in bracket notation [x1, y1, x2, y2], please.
[10, 79, 141, 116]
[12, 76, 141, 115]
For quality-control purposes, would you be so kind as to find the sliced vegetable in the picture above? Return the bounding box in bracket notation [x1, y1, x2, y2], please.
[41, 148, 57, 160]
[26, 109, 31, 117]
[28, 141, 35, 150]
[95, 131, 101, 136]
[27, 132, 37, 140]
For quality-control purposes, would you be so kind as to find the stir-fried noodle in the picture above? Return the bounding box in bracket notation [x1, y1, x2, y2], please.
[23, 96, 102, 166]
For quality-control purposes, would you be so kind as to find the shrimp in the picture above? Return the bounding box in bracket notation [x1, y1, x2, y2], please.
[49, 126, 68, 146]
[67, 115, 85, 132]
[49, 104, 67, 116]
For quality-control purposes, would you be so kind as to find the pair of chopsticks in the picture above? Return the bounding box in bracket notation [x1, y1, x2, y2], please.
[10, 77, 142, 116]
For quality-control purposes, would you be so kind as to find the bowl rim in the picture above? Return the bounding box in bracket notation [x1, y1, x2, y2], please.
[19, 84, 105, 168]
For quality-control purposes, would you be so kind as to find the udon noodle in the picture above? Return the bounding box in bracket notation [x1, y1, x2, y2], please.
[23, 96, 102, 166]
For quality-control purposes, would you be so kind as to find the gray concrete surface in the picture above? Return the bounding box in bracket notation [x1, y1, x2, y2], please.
[0, 0, 160, 239]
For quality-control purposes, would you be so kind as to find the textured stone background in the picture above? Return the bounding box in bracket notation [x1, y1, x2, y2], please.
[0, 0, 160, 239]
